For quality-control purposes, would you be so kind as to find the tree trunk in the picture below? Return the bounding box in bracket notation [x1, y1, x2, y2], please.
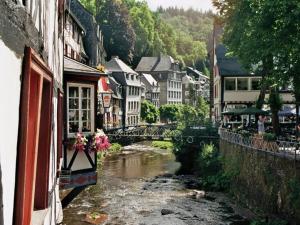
[269, 88, 281, 136]
[256, 73, 267, 109]
[256, 56, 273, 109]
[271, 109, 280, 136]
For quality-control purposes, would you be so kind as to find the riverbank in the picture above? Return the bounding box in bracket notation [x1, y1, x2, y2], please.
[63, 142, 255, 225]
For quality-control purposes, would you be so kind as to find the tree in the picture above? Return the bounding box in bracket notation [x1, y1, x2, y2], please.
[268, 87, 282, 135]
[196, 96, 210, 119]
[159, 104, 181, 123]
[128, 3, 156, 67]
[176, 104, 199, 128]
[79, 0, 96, 14]
[96, 0, 136, 64]
[141, 100, 159, 124]
[213, 0, 300, 135]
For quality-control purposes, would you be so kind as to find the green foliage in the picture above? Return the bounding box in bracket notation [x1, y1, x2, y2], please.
[196, 96, 210, 117]
[80, 0, 212, 68]
[159, 104, 181, 123]
[95, 0, 136, 64]
[79, 0, 96, 14]
[213, 0, 300, 133]
[288, 178, 300, 211]
[202, 172, 231, 191]
[108, 143, 122, 153]
[127, 2, 156, 66]
[196, 144, 221, 177]
[263, 133, 277, 142]
[157, 7, 213, 69]
[176, 104, 199, 129]
[250, 219, 288, 225]
[151, 141, 174, 150]
[141, 100, 159, 124]
[162, 129, 182, 139]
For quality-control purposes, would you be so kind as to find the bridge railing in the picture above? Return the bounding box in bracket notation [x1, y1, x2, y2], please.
[219, 128, 300, 161]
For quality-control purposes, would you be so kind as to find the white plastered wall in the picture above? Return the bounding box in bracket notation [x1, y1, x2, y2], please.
[0, 39, 22, 225]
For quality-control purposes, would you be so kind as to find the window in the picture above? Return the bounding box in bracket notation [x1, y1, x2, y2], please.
[64, 44, 68, 56]
[126, 74, 129, 80]
[131, 75, 134, 80]
[71, 49, 74, 59]
[225, 78, 236, 91]
[214, 85, 217, 98]
[67, 84, 94, 137]
[237, 78, 249, 90]
[251, 78, 261, 90]
[15, 48, 54, 225]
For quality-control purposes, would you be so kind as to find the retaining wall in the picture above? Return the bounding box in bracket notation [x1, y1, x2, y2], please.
[220, 140, 300, 223]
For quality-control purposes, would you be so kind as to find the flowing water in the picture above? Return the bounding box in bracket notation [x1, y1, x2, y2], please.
[63, 143, 252, 225]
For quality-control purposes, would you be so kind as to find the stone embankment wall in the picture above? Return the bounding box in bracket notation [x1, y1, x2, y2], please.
[220, 140, 300, 223]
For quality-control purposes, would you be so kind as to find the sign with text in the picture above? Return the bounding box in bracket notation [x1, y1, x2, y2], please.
[102, 93, 112, 108]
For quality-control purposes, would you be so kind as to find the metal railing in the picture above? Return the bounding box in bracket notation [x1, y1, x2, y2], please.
[219, 128, 300, 161]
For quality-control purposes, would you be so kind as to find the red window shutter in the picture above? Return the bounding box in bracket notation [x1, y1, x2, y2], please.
[14, 48, 53, 225]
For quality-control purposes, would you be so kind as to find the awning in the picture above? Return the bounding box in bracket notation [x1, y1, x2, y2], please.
[239, 107, 269, 115]
[222, 107, 268, 115]
[278, 107, 300, 117]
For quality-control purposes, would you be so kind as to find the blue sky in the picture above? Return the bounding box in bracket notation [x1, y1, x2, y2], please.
[144, 0, 214, 11]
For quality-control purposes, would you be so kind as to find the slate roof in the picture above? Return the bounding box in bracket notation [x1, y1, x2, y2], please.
[64, 57, 103, 75]
[136, 56, 177, 72]
[105, 57, 137, 74]
[142, 73, 158, 86]
[109, 76, 123, 99]
[186, 67, 209, 79]
[216, 45, 249, 76]
[135, 57, 158, 71]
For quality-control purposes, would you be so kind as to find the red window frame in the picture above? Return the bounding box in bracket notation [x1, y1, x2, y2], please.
[14, 48, 53, 225]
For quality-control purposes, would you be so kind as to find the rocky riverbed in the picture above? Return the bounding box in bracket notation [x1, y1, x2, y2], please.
[63, 143, 254, 225]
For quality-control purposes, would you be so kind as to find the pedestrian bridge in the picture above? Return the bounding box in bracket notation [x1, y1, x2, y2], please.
[105, 124, 219, 144]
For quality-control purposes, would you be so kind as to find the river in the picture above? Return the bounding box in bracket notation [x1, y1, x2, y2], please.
[63, 143, 253, 225]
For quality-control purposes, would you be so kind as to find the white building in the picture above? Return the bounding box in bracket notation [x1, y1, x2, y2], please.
[0, 0, 64, 225]
[106, 57, 142, 127]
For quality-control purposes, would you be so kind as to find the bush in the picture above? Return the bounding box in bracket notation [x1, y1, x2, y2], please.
[202, 172, 231, 191]
[196, 143, 221, 177]
[263, 133, 276, 142]
[152, 141, 174, 150]
[163, 129, 182, 138]
[108, 143, 122, 153]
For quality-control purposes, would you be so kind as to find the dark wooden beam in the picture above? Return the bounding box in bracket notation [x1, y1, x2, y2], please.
[61, 186, 87, 209]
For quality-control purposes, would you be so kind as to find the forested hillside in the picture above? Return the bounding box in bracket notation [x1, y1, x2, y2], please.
[79, 0, 214, 72]
[158, 7, 214, 71]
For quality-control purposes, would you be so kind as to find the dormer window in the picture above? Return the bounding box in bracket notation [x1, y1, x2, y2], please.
[126, 74, 129, 80]
[131, 75, 134, 80]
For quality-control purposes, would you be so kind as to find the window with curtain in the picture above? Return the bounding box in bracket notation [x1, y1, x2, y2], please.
[67, 83, 94, 137]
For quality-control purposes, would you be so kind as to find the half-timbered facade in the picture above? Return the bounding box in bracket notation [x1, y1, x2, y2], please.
[61, 6, 107, 203]
[0, 0, 64, 224]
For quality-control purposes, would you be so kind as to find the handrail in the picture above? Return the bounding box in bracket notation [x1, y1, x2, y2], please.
[219, 128, 300, 161]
